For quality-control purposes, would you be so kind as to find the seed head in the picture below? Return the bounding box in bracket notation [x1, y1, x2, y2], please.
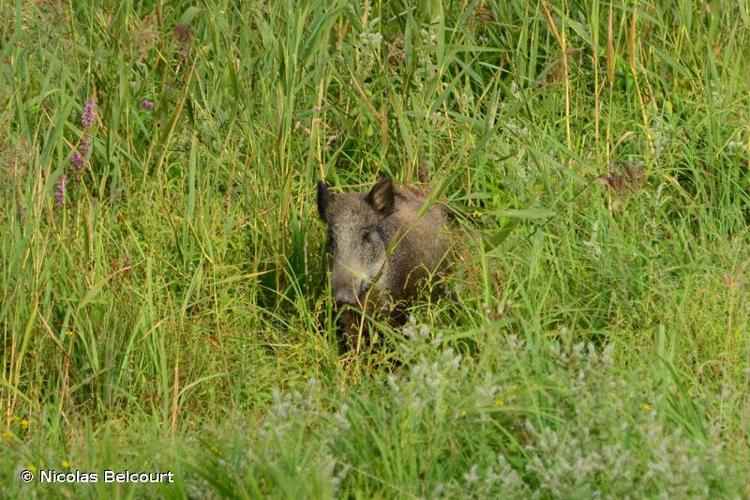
[174, 25, 192, 44]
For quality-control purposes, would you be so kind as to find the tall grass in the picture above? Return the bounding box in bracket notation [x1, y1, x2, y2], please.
[1, 0, 748, 496]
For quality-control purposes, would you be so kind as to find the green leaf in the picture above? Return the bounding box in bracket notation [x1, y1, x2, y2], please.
[179, 6, 202, 26]
[486, 208, 556, 219]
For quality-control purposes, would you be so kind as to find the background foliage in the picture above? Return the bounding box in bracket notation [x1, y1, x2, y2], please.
[1, 0, 749, 496]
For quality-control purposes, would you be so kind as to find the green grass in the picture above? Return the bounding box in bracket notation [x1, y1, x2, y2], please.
[1, 0, 749, 497]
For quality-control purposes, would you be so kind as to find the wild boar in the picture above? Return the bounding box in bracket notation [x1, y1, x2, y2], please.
[317, 177, 451, 348]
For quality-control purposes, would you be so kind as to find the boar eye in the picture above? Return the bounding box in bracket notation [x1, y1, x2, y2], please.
[361, 230, 373, 244]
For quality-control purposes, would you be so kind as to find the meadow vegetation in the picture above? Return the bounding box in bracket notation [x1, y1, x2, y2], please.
[1, 0, 749, 497]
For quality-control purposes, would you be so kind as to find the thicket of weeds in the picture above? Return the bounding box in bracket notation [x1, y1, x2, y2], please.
[1, 0, 748, 497]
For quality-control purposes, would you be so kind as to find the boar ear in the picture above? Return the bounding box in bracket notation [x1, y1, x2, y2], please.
[367, 178, 395, 215]
[317, 181, 330, 221]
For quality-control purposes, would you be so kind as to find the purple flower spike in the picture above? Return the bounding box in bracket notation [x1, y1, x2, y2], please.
[78, 138, 90, 157]
[55, 174, 67, 207]
[141, 99, 155, 111]
[71, 152, 85, 172]
[81, 99, 96, 128]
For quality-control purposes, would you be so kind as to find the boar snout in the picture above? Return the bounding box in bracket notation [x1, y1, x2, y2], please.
[333, 288, 359, 308]
[332, 271, 369, 308]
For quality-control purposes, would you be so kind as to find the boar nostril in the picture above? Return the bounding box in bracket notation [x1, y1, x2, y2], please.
[334, 290, 356, 308]
[334, 283, 368, 308]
